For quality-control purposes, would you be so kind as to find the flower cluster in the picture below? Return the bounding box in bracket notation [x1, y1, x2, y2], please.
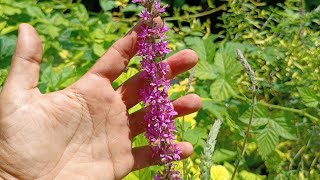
[132, 0, 181, 179]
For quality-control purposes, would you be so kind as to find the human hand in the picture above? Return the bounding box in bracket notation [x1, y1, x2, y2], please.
[0, 22, 201, 179]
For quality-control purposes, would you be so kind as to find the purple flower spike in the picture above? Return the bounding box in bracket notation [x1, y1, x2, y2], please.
[132, 0, 181, 179]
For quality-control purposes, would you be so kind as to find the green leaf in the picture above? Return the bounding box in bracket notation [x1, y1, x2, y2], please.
[202, 101, 228, 120]
[185, 127, 207, 146]
[297, 87, 319, 108]
[191, 36, 217, 63]
[0, 69, 8, 86]
[213, 148, 237, 163]
[193, 40, 207, 61]
[181, 26, 192, 33]
[238, 170, 265, 180]
[270, 117, 297, 140]
[26, 6, 45, 19]
[208, 43, 245, 101]
[226, 117, 245, 137]
[122, 4, 143, 13]
[57, 65, 76, 87]
[1, 4, 21, 16]
[132, 134, 148, 148]
[240, 105, 296, 140]
[194, 60, 217, 80]
[210, 78, 237, 102]
[40, 65, 59, 92]
[184, 36, 201, 47]
[0, 35, 17, 68]
[37, 24, 60, 38]
[257, 127, 279, 159]
[203, 35, 217, 62]
[214, 51, 241, 77]
[93, 43, 105, 57]
[100, 0, 117, 11]
[239, 105, 271, 127]
[113, 67, 139, 86]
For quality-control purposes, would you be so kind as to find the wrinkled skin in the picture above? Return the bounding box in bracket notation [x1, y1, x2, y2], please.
[0, 22, 201, 180]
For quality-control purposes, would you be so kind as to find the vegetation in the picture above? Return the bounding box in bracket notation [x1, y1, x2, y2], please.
[0, 0, 319, 179]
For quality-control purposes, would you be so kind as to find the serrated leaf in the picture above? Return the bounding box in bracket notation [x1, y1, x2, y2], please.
[257, 127, 279, 159]
[226, 117, 245, 137]
[203, 35, 217, 62]
[185, 127, 207, 146]
[194, 60, 217, 80]
[202, 101, 228, 120]
[239, 105, 271, 127]
[214, 51, 241, 77]
[191, 36, 217, 63]
[210, 78, 237, 101]
[208, 43, 245, 101]
[240, 105, 296, 140]
[297, 87, 319, 108]
[270, 117, 296, 140]
[193, 40, 207, 61]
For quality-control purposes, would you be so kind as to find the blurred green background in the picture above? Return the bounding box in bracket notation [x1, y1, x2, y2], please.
[0, 0, 319, 179]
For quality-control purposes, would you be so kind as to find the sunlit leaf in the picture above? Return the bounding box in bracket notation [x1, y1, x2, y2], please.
[270, 117, 296, 140]
[210, 78, 237, 102]
[239, 105, 271, 127]
[113, 67, 139, 86]
[194, 60, 217, 80]
[0, 69, 8, 87]
[100, 0, 118, 11]
[257, 127, 279, 159]
[297, 87, 319, 108]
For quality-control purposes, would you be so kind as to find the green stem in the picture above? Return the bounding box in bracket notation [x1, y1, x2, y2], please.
[289, 146, 305, 170]
[201, 97, 319, 124]
[235, 95, 319, 124]
[165, 4, 227, 21]
[231, 89, 257, 179]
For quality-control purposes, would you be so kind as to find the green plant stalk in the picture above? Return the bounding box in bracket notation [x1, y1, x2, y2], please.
[231, 87, 257, 180]
[231, 49, 257, 180]
[235, 95, 319, 124]
[201, 96, 319, 124]
[289, 146, 305, 170]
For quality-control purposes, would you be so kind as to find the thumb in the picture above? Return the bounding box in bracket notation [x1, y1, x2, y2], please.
[4, 23, 43, 91]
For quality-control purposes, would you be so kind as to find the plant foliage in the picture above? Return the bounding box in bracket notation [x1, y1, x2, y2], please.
[0, 0, 319, 179]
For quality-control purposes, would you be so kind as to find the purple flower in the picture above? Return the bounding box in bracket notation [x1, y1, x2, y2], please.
[132, 0, 182, 179]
